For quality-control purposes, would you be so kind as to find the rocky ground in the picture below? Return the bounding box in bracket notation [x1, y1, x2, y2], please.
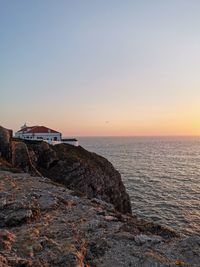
[1, 170, 200, 267]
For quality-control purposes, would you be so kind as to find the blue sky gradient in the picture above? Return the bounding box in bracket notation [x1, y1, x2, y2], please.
[1, 0, 200, 135]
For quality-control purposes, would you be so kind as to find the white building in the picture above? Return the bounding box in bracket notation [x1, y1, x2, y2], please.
[15, 124, 61, 141]
[15, 124, 78, 146]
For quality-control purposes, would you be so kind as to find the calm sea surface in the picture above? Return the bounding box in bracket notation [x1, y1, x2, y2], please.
[79, 137, 200, 236]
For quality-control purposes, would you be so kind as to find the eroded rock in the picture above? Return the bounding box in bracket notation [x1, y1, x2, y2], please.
[134, 234, 162, 246]
[1, 170, 199, 267]
[0, 126, 12, 162]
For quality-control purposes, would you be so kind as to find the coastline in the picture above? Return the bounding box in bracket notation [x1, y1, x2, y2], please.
[1, 126, 200, 266]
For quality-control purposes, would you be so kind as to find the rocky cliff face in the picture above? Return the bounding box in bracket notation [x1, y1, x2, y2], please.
[26, 141, 132, 214]
[1, 170, 200, 267]
[0, 126, 131, 214]
[0, 126, 12, 162]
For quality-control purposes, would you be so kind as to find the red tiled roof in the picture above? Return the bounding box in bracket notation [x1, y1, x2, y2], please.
[16, 126, 35, 133]
[18, 126, 60, 134]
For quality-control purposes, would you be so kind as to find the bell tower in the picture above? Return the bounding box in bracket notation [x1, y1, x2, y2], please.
[21, 123, 27, 130]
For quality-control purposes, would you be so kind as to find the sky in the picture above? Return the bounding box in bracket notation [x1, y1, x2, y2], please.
[1, 0, 200, 136]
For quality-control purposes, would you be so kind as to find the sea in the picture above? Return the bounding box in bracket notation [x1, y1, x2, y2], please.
[79, 136, 200, 236]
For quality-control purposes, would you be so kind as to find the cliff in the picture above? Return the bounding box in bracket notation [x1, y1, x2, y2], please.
[0, 126, 131, 214]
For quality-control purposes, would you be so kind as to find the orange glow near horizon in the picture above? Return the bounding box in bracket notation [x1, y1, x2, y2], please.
[2, 102, 200, 137]
[57, 116, 200, 137]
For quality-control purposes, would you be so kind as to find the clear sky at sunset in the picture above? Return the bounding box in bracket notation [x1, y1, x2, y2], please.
[1, 0, 200, 136]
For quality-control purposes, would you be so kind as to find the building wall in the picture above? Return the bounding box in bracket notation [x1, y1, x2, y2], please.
[15, 132, 79, 146]
[15, 132, 61, 141]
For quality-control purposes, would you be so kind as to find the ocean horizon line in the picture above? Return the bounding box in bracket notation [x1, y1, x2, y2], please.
[65, 135, 200, 138]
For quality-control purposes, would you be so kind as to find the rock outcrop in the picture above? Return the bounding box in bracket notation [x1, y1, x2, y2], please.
[0, 126, 12, 162]
[0, 126, 131, 214]
[1, 170, 200, 267]
[25, 141, 132, 214]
